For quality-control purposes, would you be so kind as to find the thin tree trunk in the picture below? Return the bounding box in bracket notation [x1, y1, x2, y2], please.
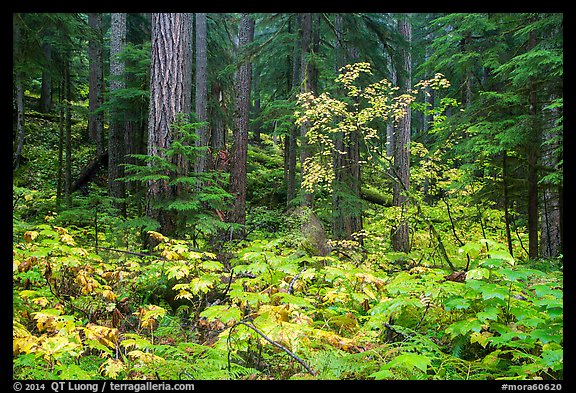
[64, 58, 72, 208]
[13, 19, 26, 171]
[286, 14, 300, 207]
[539, 94, 562, 258]
[527, 29, 539, 260]
[332, 14, 362, 240]
[391, 14, 412, 253]
[299, 12, 314, 208]
[209, 82, 226, 153]
[56, 80, 64, 209]
[88, 13, 105, 156]
[40, 39, 53, 113]
[385, 52, 397, 158]
[109, 13, 127, 216]
[502, 151, 514, 256]
[13, 75, 25, 171]
[228, 13, 255, 226]
[195, 13, 209, 174]
[252, 70, 262, 144]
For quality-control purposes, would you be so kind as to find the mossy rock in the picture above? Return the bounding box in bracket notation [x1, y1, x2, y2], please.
[290, 206, 331, 257]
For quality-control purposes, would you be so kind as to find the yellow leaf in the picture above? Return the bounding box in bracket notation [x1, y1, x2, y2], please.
[161, 249, 180, 260]
[290, 311, 313, 325]
[102, 289, 117, 302]
[148, 231, 168, 243]
[84, 324, 118, 348]
[24, 231, 39, 243]
[99, 358, 126, 379]
[470, 331, 492, 348]
[174, 290, 193, 301]
[60, 233, 76, 246]
[127, 350, 165, 364]
[33, 311, 60, 332]
[14, 335, 39, 355]
[32, 297, 50, 307]
[54, 226, 68, 235]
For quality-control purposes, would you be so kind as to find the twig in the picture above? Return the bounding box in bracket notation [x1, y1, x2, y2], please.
[441, 196, 471, 270]
[288, 268, 306, 294]
[95, 246, 161, 259]
[229, 320, 316, 376]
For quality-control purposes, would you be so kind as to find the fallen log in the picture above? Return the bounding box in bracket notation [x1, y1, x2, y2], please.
[71, 150, 108, 192]
[361, 185, 393, 207]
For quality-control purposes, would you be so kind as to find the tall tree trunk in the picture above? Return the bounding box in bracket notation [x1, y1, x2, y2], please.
[286, 14, 300, 207]
[109, 13, 127, 216]
[539, 94, 562, 258]
[502, 151, 514, 256]
[252, 69, 262, 144]
[195, 13, 210, 174]
[64, 57, 72, 208]
[527, 28, 539, 260]
[209, 83, 226, 153]
[299, 12, 314, 208]
[228, 13, 255, 227]
[13, 75, 25, 171]
[147, 13, 193, 236]
[56, 79, 64, 209]
[13, 18, 26, 171]
[385, 57, 396, 158]
[40, 38, 53, 113]
[88, 13, 105, 156]
[332, 14, 362, 240]
[391, 15, 412, 253]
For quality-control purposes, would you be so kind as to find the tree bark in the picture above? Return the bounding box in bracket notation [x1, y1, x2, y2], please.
[13, 18, 26, 171]
[147, 13, 193, 235]
[13, 75, 25, 171]
[252, 69, 262, 144]
[385, 56, 396, 158]
[195, 13, 210, 174]
[64, 57, 72, 208]
[539, 94, 562, 258]
[209, 83, 226, 153]
[88, 13, 105, 156]
[502, 151, 514, 256]
[109, 13, 127, 215]
[527, 28, 539, 260]
[56, 79, 65, 209]
[332, 14, 362, 240]
[228, 13, 255, 226]
[40, 38, 53, 113]
[391, 15, 412, 253]
[299, 13, 314, 208]
[286, 14, 301, 206]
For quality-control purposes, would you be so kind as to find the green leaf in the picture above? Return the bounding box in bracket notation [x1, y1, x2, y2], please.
[200, 305, 242, 324]
[541, 348, 563, 370]
[444, 297, 471, 311]
[531, 327, 563, 345]
[531, 284, 562, 300]
[466, 280, 509, 301]
[445, 318, 483, 338]
[189, 275, 217, 294]
[382, 353, 432, 373]
[369, 369, 394, 380]
[476, 307, 500, 323]
[466, 268, 490, 280]
[272, 292, 314, 308]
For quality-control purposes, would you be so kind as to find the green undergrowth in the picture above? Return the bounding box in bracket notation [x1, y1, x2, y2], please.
[13, 197, 563, 380]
